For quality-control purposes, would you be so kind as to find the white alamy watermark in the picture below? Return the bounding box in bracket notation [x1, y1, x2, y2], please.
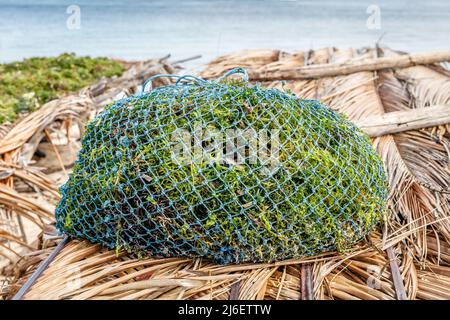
[171, 124, 281, 175]
[366, 4, 381, 30]
[62, 265, 81, 291]
[366, 265, 382, 290]
[66, 5, 81, 30]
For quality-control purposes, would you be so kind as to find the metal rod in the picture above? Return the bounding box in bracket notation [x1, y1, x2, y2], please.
[12, 235, 69, 300]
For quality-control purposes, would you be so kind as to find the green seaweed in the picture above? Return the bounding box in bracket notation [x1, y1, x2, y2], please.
[56, 77, 388, 264]
[0, 53, 124, 124]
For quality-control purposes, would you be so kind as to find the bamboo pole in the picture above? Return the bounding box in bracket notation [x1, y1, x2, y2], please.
[244, 50, 450, 81]
[353, 104, 450, 137]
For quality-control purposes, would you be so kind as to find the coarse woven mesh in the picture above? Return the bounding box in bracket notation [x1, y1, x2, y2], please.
[55, 68, 388, 264]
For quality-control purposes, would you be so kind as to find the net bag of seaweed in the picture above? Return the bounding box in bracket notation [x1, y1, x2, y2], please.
[56, 68, 387, 264]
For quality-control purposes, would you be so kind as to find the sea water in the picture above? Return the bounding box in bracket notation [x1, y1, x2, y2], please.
[0, 0, 449, 66]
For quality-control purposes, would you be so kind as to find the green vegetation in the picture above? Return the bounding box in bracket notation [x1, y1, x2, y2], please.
[56, 77, 388, 264]
[0, 53, 125, 123]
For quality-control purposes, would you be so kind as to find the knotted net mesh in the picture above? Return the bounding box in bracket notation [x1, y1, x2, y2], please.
[56, 68, 387, 264]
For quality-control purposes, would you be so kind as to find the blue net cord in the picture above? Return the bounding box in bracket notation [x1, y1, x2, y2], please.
[56, 68, 388, 265]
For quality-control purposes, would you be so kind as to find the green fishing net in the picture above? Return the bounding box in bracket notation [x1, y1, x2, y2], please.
[55, 68, 387, 264]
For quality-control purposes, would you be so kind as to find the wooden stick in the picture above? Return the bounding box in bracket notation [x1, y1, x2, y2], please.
[244, 50, 450, 81]
[172, 55, 202, 64]
[353, 104, 450, 137]
[12, 235, 69, 300]
[43, 129, 68, 176]
[300, 264, 314, 300]
[386, 247, 408, 300]
[229, 280, 240, 300]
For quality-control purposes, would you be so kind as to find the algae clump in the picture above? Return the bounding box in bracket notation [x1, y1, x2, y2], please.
[56, 72, 388, 264]
[0, 53, 124, 124]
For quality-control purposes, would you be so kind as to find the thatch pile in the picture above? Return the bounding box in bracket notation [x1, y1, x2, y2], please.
[1, 47, 449, 300]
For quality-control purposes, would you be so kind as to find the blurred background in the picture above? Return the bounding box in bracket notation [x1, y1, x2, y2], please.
[1, 0, 449, 64]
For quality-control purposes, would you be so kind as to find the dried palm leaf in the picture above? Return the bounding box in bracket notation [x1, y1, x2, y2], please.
[3, 48, 450, 301]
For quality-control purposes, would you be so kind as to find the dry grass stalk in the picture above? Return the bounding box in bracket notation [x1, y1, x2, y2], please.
[1, 47, 449, 300]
